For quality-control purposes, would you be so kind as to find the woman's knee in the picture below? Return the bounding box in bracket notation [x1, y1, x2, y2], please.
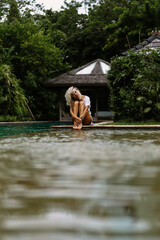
[73, 101, 79, 107]
[79, 101, 85, 113]
[79, 101, 85, 108]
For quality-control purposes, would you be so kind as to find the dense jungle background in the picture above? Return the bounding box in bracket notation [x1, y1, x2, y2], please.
[1, 0, 160, 121]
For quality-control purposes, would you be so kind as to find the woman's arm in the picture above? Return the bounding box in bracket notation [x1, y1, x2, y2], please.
[80, 106, 89, 119]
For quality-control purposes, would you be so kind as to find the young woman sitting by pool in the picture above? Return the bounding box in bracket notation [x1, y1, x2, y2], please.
[65, 86, 92, 129]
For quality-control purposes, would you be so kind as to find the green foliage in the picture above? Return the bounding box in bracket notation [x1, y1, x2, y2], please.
[44, 1, 90, 67]
[103, 0, 160, 58]
[0, 64, 28, 119]
[7, 0, 21, 23]
[43, 0, 160, 66]
[0, 17, 69, 120]
[108, 50, 160, 121]
[0, 0, 43, 21]
[1, 0, 160, 121]
[19, 28, 69, 120]
[0, 115, 31, 121]
[20, 30, 65, 78]
[0, 115, 18, 122]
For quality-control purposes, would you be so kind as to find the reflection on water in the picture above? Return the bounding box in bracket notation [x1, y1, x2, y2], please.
[0, 129, 160, 240]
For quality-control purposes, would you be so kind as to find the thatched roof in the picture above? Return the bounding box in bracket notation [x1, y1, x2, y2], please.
[123, 32, 160, 55]
[45, 59, 110, 87]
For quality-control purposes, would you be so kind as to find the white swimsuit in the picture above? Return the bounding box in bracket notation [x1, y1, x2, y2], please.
[83, 96, 92, 117]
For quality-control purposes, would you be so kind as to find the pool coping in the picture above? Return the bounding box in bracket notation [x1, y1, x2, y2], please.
[1, 121, 160, 130]
[51, 124, 160, 130]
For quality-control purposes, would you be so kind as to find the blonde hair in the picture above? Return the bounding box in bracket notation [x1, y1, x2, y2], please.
[65, 86, 82, 106]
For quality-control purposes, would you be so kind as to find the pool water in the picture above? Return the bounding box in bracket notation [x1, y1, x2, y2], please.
[0, 122, 70, 137]
[0, 125, 160, 240]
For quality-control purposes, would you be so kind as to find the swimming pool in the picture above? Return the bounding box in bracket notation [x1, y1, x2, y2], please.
[0, 125, 160, 240]
[0, 122, 71, 137]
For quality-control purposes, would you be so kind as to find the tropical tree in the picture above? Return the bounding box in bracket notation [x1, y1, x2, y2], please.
[0, 0, 43, 21]
[19, 29, 69, 120]
[0, 2, 69, 120]
[103, 0, 160, 58]
[7, 0, 20, 22]
[0, 64, 28, 119]
[133, 50, 160, 118]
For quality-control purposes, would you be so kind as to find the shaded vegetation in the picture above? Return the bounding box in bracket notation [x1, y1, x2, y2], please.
[0, 64, 28, 119]
[108, 50, 160, 121]
[0, 0, 160, 121]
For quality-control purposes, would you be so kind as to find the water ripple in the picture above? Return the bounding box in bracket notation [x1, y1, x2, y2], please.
[0, 129, 160, 239]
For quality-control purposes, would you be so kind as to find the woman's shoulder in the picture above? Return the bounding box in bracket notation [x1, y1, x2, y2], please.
[83, 95, 90, 100]
[83, 96, 90, 104]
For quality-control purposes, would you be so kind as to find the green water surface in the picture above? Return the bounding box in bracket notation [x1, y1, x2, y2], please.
[0, 122, 70, 137]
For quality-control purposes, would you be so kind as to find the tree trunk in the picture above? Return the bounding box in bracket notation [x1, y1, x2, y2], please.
[25, 101, 36, 121]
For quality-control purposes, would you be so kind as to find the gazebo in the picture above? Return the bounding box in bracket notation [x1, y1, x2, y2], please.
[45, 59, 113, 121]
[123, 31, 160, 55]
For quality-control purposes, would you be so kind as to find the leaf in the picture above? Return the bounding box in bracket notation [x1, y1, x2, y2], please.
[143, 107, 151, 113]
[155, 103, 160, 110]
[0, 96, 7, 103]
[136, 96, 143, 101]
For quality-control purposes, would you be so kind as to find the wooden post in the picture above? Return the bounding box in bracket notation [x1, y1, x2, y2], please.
[59, 90, 62, 122]
[126, 34, 131, 49]
[25, 101, 36, 121]
[96, 89, 98, 121]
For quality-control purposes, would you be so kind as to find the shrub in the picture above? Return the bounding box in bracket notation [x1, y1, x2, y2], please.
[0, 64, 28, 120]
[108, 49, 160, 121]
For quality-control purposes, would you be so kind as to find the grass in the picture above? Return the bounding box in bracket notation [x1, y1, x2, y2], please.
[0, 115, 32, 122]
[98, 120, 160, 125]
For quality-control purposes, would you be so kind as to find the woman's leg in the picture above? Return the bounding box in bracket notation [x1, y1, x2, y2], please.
[83, 113, 92, 125]
[79, 101, 91, 125]
[74, 101, 84, 129]
[80, 101, 92, 125]
[72, 101, 80, 129]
